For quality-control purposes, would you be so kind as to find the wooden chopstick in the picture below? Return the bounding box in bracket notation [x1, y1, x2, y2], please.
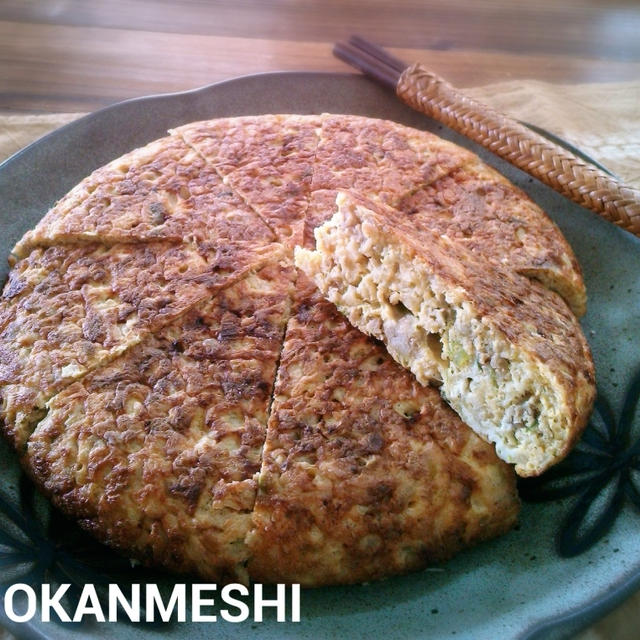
[347, 35, 407, 75]
[333, 41, 402, 89]
[333, 36, 640, 239]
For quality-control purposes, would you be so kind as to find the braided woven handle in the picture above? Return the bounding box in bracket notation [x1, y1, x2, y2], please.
[397, 63, 640, 238]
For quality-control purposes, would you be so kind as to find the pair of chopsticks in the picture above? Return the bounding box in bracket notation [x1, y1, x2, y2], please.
[334, 36, 640, 239]
[334, 35, 405, 89]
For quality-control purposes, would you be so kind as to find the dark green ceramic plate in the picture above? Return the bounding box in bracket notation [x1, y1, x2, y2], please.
[1, 72, 639, 640]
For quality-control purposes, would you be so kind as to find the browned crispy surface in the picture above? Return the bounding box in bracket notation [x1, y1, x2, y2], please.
[246, 275, 520, 586]
[0, 113, 595, 585]
[305, 191, 595, 475]
[12, 134, 274, 258]
[0, 239, 283, 449]
[306, 115, 585, 316]
[311, 114, 472, 202]
[26, 261, 295, 583]
[396, 158, 586, 316]
[176, 115, 321, 244]
[176, 114, 319, 172]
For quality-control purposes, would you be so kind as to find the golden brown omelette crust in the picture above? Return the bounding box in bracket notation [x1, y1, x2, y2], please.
[0, 112, 594, 584]
[0, 238, 283, 449]
[26, 261, 295, 583]
[246, 275, 519, 586]
[175, 115, 321, 244]
[12, 133, 275, 257]
[395, 158, 586, 316]
[311, 114, 473, 201]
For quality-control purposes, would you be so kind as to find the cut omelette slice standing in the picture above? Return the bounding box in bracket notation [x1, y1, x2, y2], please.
[296, 191, 596, 476]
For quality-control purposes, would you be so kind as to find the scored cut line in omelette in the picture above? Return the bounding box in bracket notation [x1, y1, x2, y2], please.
[11, 134, 275, 259]
[175, 115, 322, 245]
[311, 114, 474, 201]
[0, 238, 285, 450]
[395, 157, 586, 316]
[306, 115, 586, 317]
[25, 260, 296, 583]
[246, 273, 519, 586]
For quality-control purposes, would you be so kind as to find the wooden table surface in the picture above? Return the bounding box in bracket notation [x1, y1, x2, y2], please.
[1, 0, 640, 112]
[1, 1, 639, 639]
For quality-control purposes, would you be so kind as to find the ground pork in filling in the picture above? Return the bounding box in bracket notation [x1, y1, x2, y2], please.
[295, 198, 571, 475]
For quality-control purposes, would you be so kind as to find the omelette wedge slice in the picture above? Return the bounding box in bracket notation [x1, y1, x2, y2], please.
[296, 191, 595, 476]
[246, 274, 519, 585]
[0, 239, 284, 449]
[11, 134, 275, 258]
[26, 259, 295, 583]
[175, 115, 321, 244]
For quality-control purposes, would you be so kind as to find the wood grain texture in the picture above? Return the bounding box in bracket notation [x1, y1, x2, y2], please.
[1, 0, 640, 112]
[1, 0, 639, 58]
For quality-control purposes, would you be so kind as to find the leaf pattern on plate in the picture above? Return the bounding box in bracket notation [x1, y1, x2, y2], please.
[0, 369, 638, 624]
[519, 366, 640, 556]
[0, 474, 172, 628]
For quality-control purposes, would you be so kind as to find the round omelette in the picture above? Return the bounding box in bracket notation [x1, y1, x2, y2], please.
[0, 114, 594, 585]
